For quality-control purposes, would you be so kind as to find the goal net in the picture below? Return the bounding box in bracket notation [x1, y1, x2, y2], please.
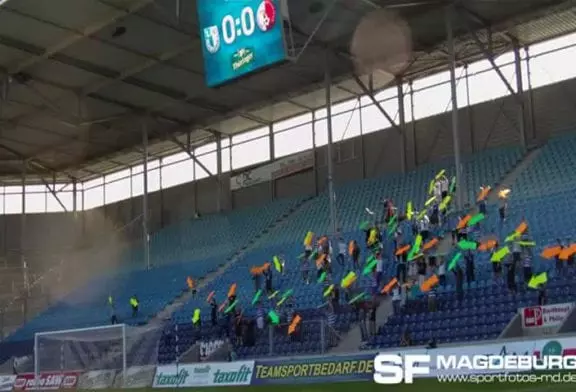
[34, 324, 162, 385]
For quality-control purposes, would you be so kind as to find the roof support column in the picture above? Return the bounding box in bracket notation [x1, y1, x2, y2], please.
[513, 42, 527, 151]
[142, 119, 150, 271]
[397, 78, 407, 173]
[325, 54, 338, 235]
[446, 6, 464, 210]
[20, 161, 29, 297]
[216, 135, 223, 212]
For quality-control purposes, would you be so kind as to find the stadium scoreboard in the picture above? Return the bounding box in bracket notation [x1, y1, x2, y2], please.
[197, 0, 287, 87]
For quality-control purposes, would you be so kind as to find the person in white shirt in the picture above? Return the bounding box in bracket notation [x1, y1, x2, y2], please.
[434, 180, 442, 202]
[391, 286, 401, 314]
[419, 214, 430, 242]
[439, 176, 449, 199]
[438, 257, 446, 286]
[337, 237, 346, 266]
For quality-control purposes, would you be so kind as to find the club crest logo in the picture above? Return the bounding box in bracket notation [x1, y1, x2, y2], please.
[256, 0, 277, 32]
[203, 25, 220, 54]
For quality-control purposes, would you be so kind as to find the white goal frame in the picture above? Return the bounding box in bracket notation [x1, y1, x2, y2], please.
[34, 324, 127, 386]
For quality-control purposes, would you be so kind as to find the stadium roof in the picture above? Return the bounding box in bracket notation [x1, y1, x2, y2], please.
[0, 0, 573, 184]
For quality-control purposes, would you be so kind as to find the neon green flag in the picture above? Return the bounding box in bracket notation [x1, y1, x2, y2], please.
[407, 201, 413, 220]
[268, 310, 280, 324]
[273, 256, 282, 272]
[425, 196, 436, 207]
[251, 289, 262, 305]
[362, 256, 378, 275]
[467, 213, 485, 227]
[528, 272, 547, 289]
[505, 232, 520, 243]
[323, 284, 335, 297]
[491, 246, 510, 263]
[348, 292, 366, 305]
[224, 300, 238, 314]
[440, 195, 451, 210]
[317, 271, 327, 283]
[458, 240, 477, 251]
[435, 169, 446, 180]
[192, 308, 200, 323]
[448, 252, 462, 271]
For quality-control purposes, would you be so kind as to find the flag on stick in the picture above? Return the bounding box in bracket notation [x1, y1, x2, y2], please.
[457, 215, 471, 230]
[448, 252, 462, 271]
[288, 315, 301, 335]
[381, 278, 398, 294]
[541, 246, 562, 259]
[420, 275, 439, 292]
[467, 213, 485, 227]
[528, 272, 547, 289]
[268, 310, 280, 325]
[251, 290, 262, 305]
[491, 246, 510, 263]
[423, 238, 439, 251]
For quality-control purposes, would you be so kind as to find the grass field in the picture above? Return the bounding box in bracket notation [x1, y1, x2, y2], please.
[102, 378, 574, 392]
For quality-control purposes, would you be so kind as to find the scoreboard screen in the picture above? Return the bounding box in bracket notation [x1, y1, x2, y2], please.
[197, 0, 287, 87]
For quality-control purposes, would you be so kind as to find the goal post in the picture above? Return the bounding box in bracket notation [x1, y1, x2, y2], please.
[33, 323, 162, 388]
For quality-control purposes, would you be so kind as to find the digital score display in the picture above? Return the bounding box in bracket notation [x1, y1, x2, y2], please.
[197, 0, 287, 87]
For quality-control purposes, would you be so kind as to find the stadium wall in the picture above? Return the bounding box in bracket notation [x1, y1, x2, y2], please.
[1, 76, 576, 273]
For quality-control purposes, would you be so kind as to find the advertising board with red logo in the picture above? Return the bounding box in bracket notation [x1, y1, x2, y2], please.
[522, 302, 574, 329]
[13, 373, 79, 390]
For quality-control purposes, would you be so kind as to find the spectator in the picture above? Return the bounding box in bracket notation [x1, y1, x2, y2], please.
[301, 252, 310, 285]
[400, 328, 412, 347]
[419, 214, 431, 242]
[187, 276, 197, 297]
[454, 267, 464, 303]
[522, 254, 532, 283]
[351, 240, 361, 270]
[326, 301, 338, 346]
[396, 244, 408, 284]
[369, 302, 377, 336]
[337, 237, 346, 266]
[427, 337, 438, 349]
[417, 256, 427, 287]
[375, 252, 384, 287]
[555, 239, 564, 273]
[210, 298, 218, 326]
[538, 284, 547, 305]
[438, 257, 446, 286]
[358, 304, 368, 343]
[264, 266, 273, 294]
[129, 295, 139, 318]
[391, 285, 401, 314]
[252, 269, 262, 292]
[506, 256, 517, 294]
[499, 197, 508, 223]
[491, 242, 503, 282]
[439, 175, 449, 200]
[428, 281, 437, 312]
[465, 250, 475, 284]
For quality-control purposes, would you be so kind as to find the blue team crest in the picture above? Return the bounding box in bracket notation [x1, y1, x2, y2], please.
[203, 26, 220, 54]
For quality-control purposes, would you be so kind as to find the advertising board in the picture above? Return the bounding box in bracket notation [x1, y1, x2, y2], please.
[522, 303, 573, 329]
[153, 361, 254, 388]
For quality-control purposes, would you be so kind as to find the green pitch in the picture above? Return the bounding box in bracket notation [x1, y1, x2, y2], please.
[104, 378, 571, 392]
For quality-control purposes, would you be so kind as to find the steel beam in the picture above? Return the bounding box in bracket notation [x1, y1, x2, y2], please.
[325, 55, 338, 236]
[39, 175, 68, 212]
[353, 75, 403, 136]
[396, 79, 407, 173]
[462, 22, 519, 103]
[446, 7, 464, 210]
[142, 119, 150, 271]
[513, 44, 527, 151]
[8, 0, 155, 74]
[20, 161, 28, 295]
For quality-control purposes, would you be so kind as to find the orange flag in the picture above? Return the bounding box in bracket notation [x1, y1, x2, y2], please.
[515, 221, 528, 235]
[186, 276, 195, 289]
[457, 215, 471, 230]
[348, 241, 355, 256]
[218, 301, 227, 312]
[477, 186, 491, 202]
[227, 283, 237, 298]
[288, 315, 302, 335]
[206, 291, 215, 303]
[381, 278, 398, 294]
[423, 238, 439, 251]
[395, 245, 410, 256]
[559, 244, 576, 261]
[541, 246, 562, 259]
[420, 275, 439, 292]
[478, 240, 497, 251]
[316, 253, 326, 269]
